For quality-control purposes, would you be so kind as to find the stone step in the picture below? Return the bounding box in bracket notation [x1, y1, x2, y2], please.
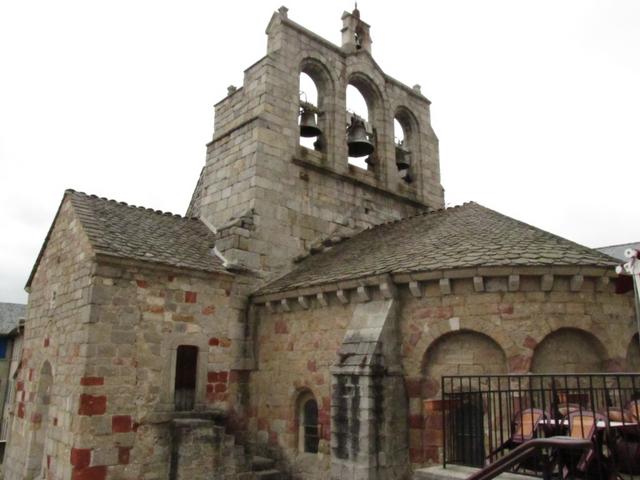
[254, 469, 282, 480]
[252, 455, 276, 471]
[414, 464, 536, 480]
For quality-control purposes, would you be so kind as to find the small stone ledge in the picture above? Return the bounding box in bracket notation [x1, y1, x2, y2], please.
[250, 266, 616, 313]
[292, 156, 428, 210]
[414, 464, 535, 480]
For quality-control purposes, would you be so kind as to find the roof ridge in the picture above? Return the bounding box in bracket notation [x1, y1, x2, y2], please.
[65, 188, 197, 220]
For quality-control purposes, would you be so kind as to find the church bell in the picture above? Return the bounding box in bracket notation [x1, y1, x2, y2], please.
[346, 116, 374, 157]
[299, 107, 322, 138]
[395, 143, 411, 169]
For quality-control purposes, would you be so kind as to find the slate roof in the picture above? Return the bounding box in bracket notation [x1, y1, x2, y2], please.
[258, 202, 619, 295]
[0, 302, 26, 335]
[27, 190, 227, 287]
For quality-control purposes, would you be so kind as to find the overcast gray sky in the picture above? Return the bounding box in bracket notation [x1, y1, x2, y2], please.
[1, 0, 639, 304]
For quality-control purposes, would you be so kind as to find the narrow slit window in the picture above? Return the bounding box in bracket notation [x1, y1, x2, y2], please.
[175, 345, 198, 411]
[302, 397, 319, 453]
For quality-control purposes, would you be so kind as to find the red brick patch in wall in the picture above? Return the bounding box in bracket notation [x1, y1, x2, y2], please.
[202, 305, 216, 315]
[523, 335, 538, 349]
[274, 320, 288, 334]
[307, 360, 317, 372]
[17, 402, 25, 418]
[209, 337, 219, 346]
[498, 303, 514, 315]
[405, 378, 422, 398]
[184, 291, 197, 303]
[16, 381, 24, 392]
[410, 448, 424, 464]
[44, 337, 50, 347]
[136, 280, 148, 288]
[78, 394, 107, 416]
[71, 466, 107, 480]
[118, 447, 131, 465]
[219, 337, 231, 348]
[70, 448, 92, 468]
[28, 368, 34, 381]
[112, 415, 133, 433]
[408, 414, 423, 429]
[80, 376, 104, 386]
[53, 417, 58, 426]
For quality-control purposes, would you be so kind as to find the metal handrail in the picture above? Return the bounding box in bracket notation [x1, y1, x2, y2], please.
[467, 436, 591, 480]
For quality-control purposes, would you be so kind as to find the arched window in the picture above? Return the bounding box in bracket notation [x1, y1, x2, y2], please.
[394, 109, 416, 184]
[175, 345, 198, 411]
[346, 84, 373, 170]
[297, 391, 319, 453]
[299, 72, 321, 150]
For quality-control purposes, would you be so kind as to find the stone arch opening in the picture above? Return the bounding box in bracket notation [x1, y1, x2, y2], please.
[296, 390, 319, 454]
[422, 330, 507, 399]
[627, 333, 640, 372]
[394, 107, 419, 184]
[26, 360, 53, 478]
[346, 73, 382, 171]
[175, 345, 198, 411]
[299, 58, 334, 154]
[531, 328, 607, 374]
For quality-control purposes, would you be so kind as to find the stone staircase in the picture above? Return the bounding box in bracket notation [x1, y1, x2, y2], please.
[251, 455, 283, 479]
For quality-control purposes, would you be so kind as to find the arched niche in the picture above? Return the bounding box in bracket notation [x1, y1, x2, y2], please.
[26, 361, 53, 478]
[346, 73, 383, 171]
[422, 330, 507, 399]
[394, 106, 419, 184]
[627, 333, 640, 372]
[299, 58, 334, 154]
[531, 328, 607, 373]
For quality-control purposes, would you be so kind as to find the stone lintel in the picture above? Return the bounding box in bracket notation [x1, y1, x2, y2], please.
[444, 268, 477, 279]
[550, 266, 580, 276]
[439, 278, 451, 295]
[473, 276, 484, 292]
[409, 271, 442, 281]
[508, 274, 520, 292]
[570, 274, 584, 292]
[477, 266, 514, 276]
[408, 281, 422, 298]
[541, 274, 554, 291]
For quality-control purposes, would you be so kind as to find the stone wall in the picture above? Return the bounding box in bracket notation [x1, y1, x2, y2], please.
[251, 270, 636, 475]
[400, 274, 636, 467]
[249, 300, 352, 479]
[4, 196, 95, 479]
[71, 258, 242, 479]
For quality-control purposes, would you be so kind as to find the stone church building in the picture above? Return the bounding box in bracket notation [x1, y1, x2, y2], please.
[4, 7, 637, 480]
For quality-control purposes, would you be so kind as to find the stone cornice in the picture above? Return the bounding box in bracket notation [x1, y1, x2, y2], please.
[250, 265, 617, 311]
[93, 253, 235, 281]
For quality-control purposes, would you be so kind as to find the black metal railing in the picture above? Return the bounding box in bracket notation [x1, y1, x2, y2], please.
[441, 373, 640, 479]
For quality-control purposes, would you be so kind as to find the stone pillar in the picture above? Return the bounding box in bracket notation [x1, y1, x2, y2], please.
[330, 299, 409, 480]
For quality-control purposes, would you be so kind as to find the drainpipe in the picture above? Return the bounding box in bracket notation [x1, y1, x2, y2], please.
[616, 248, 640, 341]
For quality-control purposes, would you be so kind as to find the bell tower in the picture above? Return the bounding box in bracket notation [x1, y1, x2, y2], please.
[188, 6, 444, 276]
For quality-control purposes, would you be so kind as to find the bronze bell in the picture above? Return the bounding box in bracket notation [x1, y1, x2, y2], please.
[395, 143, 411, 169]
[299, 108, 322, 138]
[347, 117, 374, 157]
